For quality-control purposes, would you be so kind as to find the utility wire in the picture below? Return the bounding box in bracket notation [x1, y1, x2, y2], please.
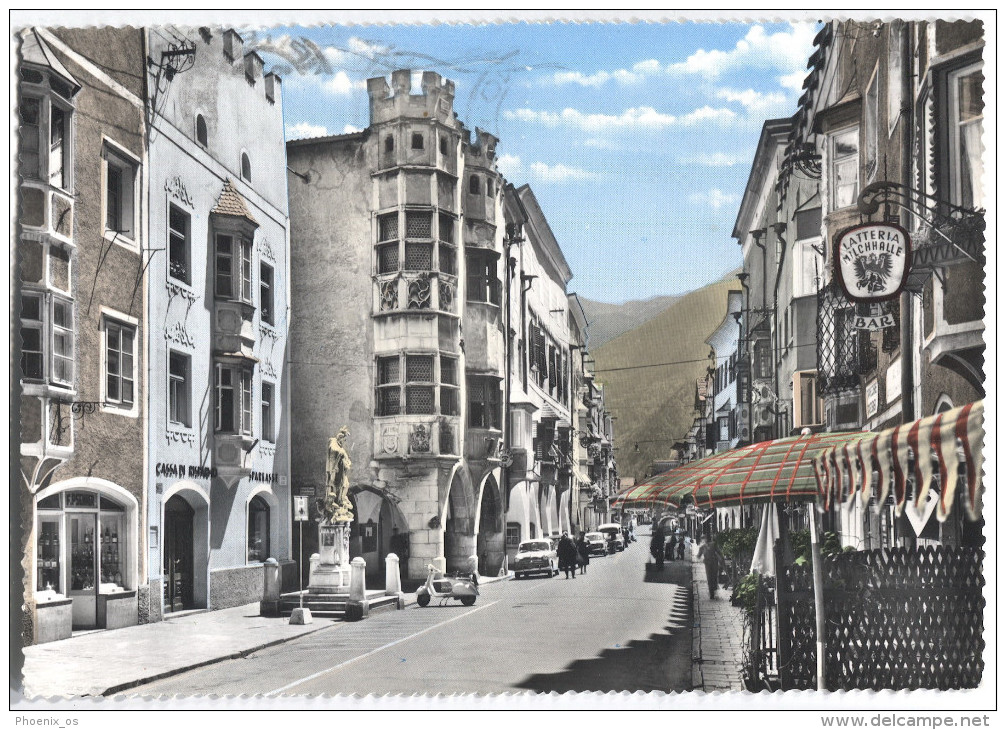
[592, 342, 818, 374]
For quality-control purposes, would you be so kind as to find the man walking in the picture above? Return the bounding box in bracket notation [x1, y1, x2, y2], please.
[697, 536, 722, 599]
[557, 531, 578, 579]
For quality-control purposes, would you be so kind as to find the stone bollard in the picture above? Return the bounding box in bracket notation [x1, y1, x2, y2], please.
[345, 556, 370, 621]
[385, 552, 406, 609]
[260, 558, 281, 617]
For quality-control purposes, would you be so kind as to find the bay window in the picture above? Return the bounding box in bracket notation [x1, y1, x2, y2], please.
[19, 291, 74, 387]
[18, 70, 74, 190]
[375, 353, 456, 417]
[949, 63, 984, 210]
[215, 363, 253, 435]
[51, 297, 73, 386]
[828, 126, 859, 210]
[469, 376, 501, 429]
[215, 233, 253, 303]
[376, 356, 401, 416]
[20, 293, 44, 381]
[466, 250, 500, 305]
[405, 355, 435, 415]
[440, 357, 459, 416]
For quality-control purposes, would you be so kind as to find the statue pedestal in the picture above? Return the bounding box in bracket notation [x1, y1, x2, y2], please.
[308, 521, 352, 593]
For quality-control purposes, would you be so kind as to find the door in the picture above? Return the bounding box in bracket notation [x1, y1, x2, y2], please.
[163, 496, 195, 613]
[68, 513, 97, 628]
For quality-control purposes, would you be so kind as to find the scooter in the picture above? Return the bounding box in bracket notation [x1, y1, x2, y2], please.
[416, 564, 479, 607]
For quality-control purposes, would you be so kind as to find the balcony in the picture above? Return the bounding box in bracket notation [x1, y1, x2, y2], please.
[465, 426, 503, 463]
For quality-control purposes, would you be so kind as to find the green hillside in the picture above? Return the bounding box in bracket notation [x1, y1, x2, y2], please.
[593, 274, 740, 483]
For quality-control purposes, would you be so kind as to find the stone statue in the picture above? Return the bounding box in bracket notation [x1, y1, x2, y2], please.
[321, 426, 354, 524]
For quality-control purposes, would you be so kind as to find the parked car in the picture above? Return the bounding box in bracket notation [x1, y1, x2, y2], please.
[598, 523, 625, 553]
[584, 531, 608, 557]
[513, 539, 558, 579]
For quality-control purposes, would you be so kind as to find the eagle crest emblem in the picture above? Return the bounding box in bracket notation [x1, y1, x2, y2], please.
[852, 252, 894, 293]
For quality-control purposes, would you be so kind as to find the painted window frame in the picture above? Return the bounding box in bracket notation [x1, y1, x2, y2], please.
[100, 312, 138, 415]
[827, 125, 860, 211]
[101, 141, 140, 247]
[168, 350, 191, 428]
[947, 61, 984, 210]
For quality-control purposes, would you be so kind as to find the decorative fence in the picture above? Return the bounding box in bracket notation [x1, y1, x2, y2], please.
[766, 546, 984, 690]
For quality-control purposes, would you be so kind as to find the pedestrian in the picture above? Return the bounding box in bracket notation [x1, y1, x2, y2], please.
[649, 525, 665, 570]
[576, 531, 590, 575]
[697, 536, 723, 599]
[389, 527, 410, 579]
[676, 533, 686, 561]
[557, 531, 578, 579]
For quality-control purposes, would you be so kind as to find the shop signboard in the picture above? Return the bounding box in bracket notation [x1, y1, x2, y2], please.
[834, 222, 911, 302]
[293, 496, 309, 522]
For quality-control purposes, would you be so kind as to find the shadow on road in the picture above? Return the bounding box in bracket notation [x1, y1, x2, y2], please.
[514, 561, 693, 693]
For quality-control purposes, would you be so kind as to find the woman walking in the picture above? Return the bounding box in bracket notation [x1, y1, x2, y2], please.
[576, 531, 590, 575]
[697, 536, 723, 599]
[557, 531, 578, 579]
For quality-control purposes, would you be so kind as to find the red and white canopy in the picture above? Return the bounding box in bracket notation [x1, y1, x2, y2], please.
[815, 401, 984, 521]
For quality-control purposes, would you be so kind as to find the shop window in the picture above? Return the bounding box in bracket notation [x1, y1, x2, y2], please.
[405, 355, 435, 415]
[99, 499, 125, 587]
[466, 250, 500, 305]
[168, 204, 190, 284]
[378, 212, 399, 242]
[215, 233, 253, 303]
[949, 62, 984, 210]
[104, 145, 137, 240]
[215, 363, 253, 435]
[469, 175, 480, 194]
[376, 356, 401, 416]
[440, 357, 459, 416]
[828, 126, 859, 210]
[196, 114, 208, 147]
[104, 319, 135, 408]
[241, 152, 251, 182]
[260, 262, 274, 325]
[411, 132, 424, 150]
[261, 381, 275, 442]
[469, 377, 501, 429]
[248, 495, 270, 563]
[405, 210, 432, 239]
[168, 351, 191, 427]
[36, 515, 61, 592]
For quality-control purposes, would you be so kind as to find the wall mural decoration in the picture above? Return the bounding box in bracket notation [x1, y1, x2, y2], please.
[164, 175, 194, 207]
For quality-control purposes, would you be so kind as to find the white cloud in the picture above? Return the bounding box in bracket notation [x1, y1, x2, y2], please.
[689, 188, 740, 210]
[495, 153, 522, 177]
[347, 36, 389, 59]
[504, 106, 679, 132]
[286, 121, 329, 139]
[668, 23, 817, 81]
[323, 71, 361, 95]
[679, 152, 747, 167]
[714, 87, 790, 116]
[529, 162, 600, 183]
[679, 105, 737, 125]
[582, 138, 622, 151]
[779, 70, 808, 92]
[342, 124, 363, 134]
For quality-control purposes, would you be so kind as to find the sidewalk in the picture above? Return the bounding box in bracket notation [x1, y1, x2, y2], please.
[20, 572, 512, 699]
[690, 548, 746, 692]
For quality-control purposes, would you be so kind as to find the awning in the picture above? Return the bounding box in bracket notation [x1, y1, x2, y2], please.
[816, 401, 984, 521]
[613, 430, 870, 510]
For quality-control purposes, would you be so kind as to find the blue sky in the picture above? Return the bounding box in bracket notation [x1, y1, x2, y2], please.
[247, 22, 818, 304]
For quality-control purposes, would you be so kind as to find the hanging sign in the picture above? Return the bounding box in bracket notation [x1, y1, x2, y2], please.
[852, 312, 896, 330]
[834, 222, 911, 302]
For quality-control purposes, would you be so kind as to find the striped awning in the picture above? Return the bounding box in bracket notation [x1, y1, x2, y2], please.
[612, 430, 871, 510]
[816, 401, 984, 521]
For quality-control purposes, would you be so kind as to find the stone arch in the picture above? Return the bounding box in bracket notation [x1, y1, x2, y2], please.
[160, 481, 210, 610]
[442, 467, 476, 573]
[348, 485, 410, 580]
[475, 471, 504, 576]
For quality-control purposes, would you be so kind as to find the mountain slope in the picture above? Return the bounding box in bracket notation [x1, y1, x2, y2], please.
[578, 294, 681, 349]
[592, 274, 741, 482]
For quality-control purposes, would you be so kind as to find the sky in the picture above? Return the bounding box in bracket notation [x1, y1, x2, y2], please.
[246, 21, 818, 304]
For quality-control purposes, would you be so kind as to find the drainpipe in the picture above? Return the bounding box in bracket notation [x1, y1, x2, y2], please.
[771, 222, 788, 439]
[899, 22, 915, 424]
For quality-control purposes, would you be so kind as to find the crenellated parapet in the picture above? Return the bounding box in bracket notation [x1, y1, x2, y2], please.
[368, 69, 457, 126]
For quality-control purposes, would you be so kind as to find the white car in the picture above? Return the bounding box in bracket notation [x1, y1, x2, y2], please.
[584, 532, 608, 557]
[513, 539, 558, 579]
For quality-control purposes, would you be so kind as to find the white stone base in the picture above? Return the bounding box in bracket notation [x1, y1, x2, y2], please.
[308, 563, 352, 593]
[289, 607, 313, 625]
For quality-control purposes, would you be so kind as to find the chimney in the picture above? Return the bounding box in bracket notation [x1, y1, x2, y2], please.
[222, 28, 243, 62]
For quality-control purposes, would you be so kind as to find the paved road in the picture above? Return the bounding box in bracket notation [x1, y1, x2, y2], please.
[122, 536, 692, 696]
